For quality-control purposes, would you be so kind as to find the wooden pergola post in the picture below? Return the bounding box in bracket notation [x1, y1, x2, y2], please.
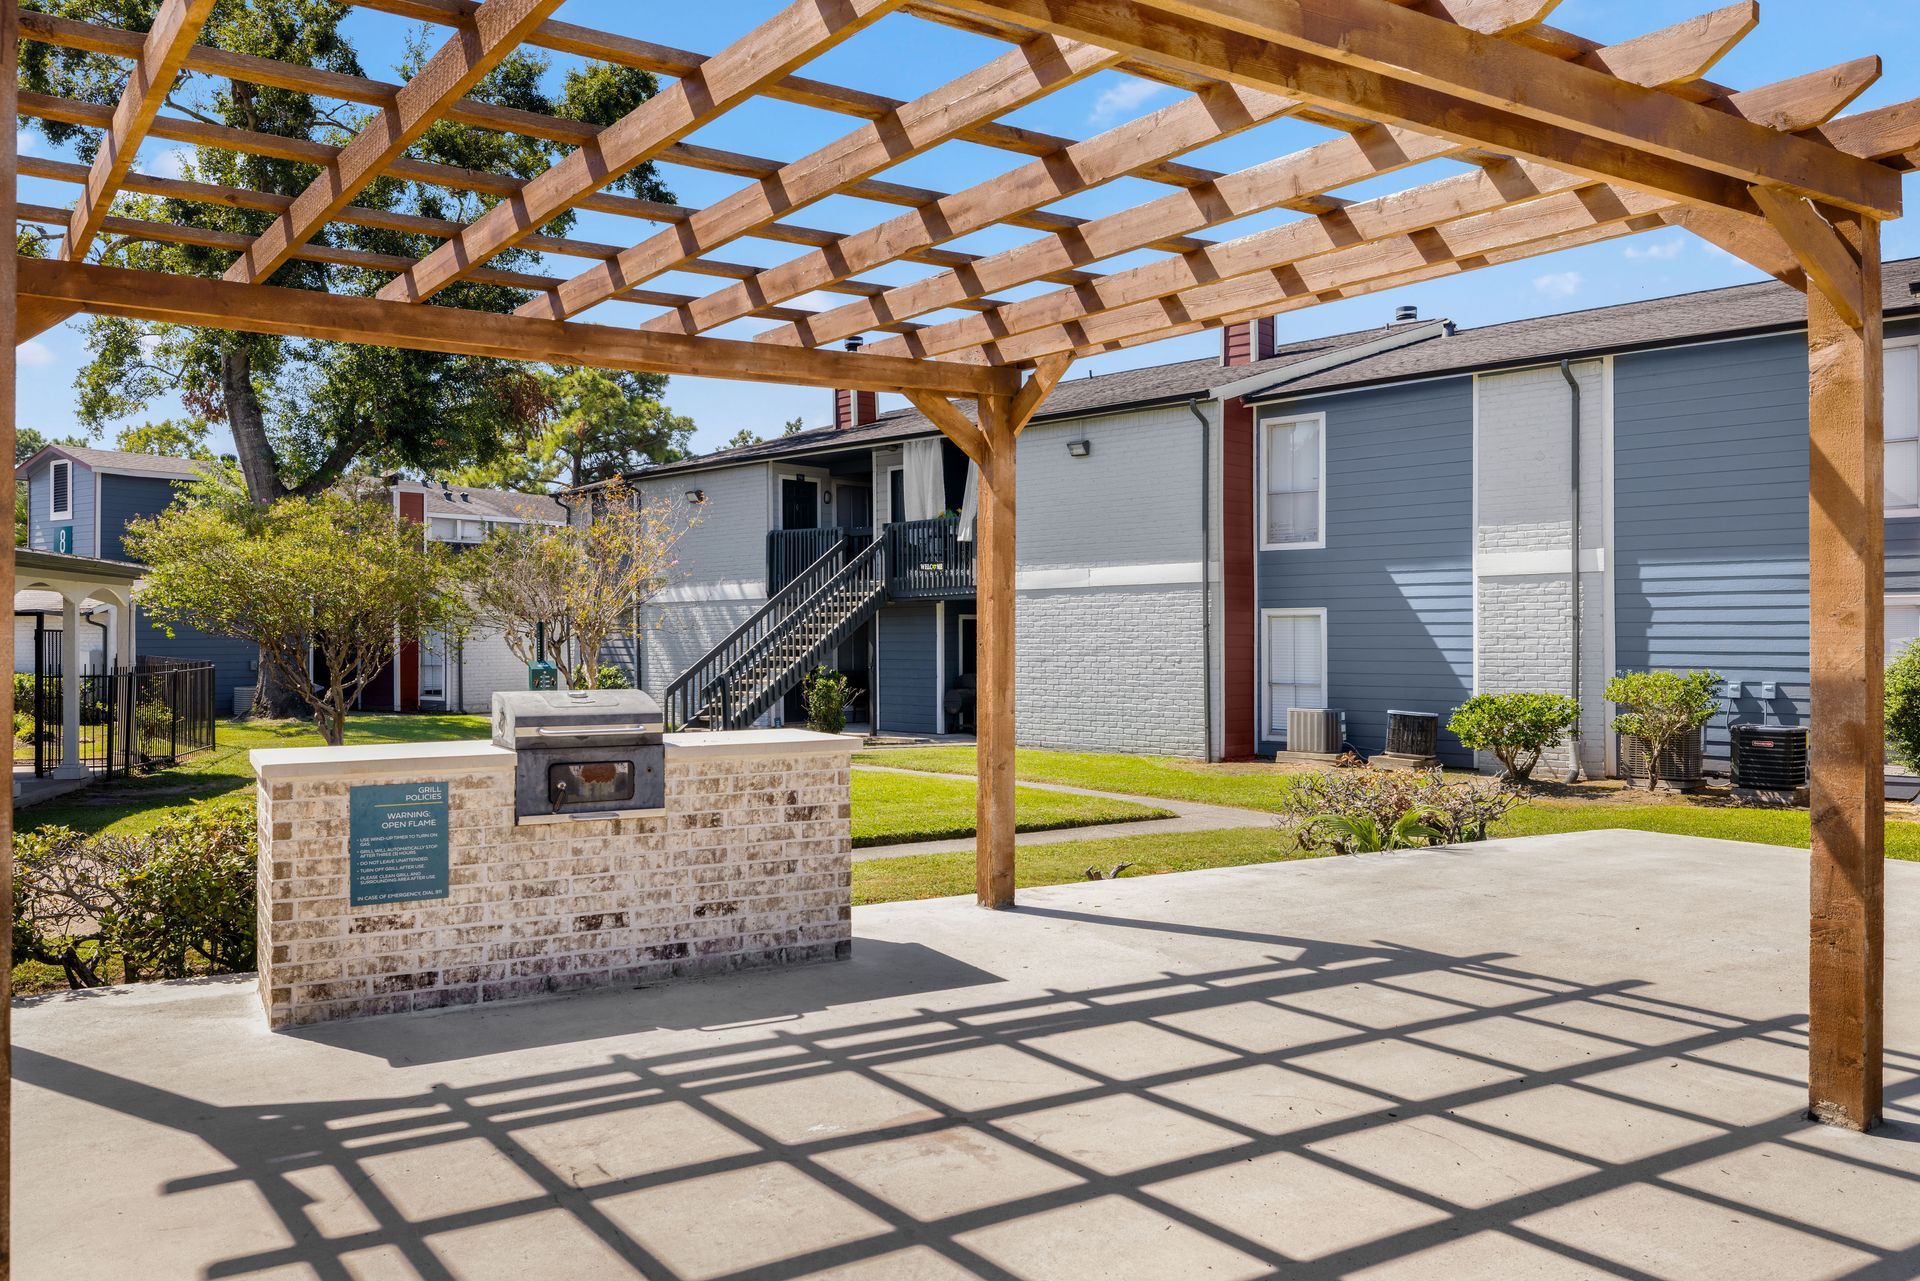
[907, 354, 1071, 908]
[1800, 207, 1886, 1130]
[974, 393, 1018, 908]
[2, 0, 18, 1264]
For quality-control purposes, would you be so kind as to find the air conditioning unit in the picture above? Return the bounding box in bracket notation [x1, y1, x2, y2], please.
[1385, 710, 1439, 759]
[1730, 723, 1808, 791]
[1286, 707, 1344, 757]
[1618, 727, 1705, 790]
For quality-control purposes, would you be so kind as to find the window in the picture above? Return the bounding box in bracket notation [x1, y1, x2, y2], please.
[886, 466, 905, 526]
[1260, 412, 1325, 549]
[956, 614, 977, 677]
[1262, 609, 1327, 741]
[48, 458, 72, 521]
[420, 634, 448, 701]
[1889, 341, 1920, 515]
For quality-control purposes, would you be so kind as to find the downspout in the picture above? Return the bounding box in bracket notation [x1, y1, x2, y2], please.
[1560, 360, 1583, 784]
[1187, 396, 1216, 762]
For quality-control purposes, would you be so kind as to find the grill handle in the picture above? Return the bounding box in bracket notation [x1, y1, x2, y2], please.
[532, 723, 655, 737]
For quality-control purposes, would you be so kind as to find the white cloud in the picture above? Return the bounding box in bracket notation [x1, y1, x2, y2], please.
[1533, 270, 1584, 299]
[1623, 237, 1685, 262]
[1089, 76, 1170, 125]
[16, 128, 37, 156]
[18, 341, 55, 368]
[151, 147, 195, 180]
[788, 291, 840, 312]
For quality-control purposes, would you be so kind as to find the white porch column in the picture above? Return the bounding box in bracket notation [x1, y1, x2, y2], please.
[54, 594, 87, 779]
[113, 600, 135, 670]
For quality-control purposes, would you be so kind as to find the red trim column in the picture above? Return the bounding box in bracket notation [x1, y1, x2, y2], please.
[1220, 395, 1257, 759]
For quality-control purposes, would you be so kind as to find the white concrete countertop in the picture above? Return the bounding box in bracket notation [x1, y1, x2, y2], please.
[251, 728, 858, 781]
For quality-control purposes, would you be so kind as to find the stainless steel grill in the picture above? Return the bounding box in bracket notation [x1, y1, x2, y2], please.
[492, 689, 665, 820]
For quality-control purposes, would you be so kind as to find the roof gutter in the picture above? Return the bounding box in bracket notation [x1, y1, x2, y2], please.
[1187, 395, 1216, 762]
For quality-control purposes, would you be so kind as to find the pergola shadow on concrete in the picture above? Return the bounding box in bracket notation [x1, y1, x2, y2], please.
[2, 0, 1919, 1256]
[11, 834, 1920, 1279]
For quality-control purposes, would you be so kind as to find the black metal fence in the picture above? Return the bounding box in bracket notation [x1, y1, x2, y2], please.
[27, 655, 217, 779]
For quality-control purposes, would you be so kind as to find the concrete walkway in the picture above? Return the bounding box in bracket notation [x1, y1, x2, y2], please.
[851, 763, 1270, 861]
[15, 831, 1920, 1280]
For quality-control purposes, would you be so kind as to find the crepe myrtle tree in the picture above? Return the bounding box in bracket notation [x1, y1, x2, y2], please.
[465, 481, 694, 690]
[123, 468, 471, 745]
[1607, 668, 1722, 791]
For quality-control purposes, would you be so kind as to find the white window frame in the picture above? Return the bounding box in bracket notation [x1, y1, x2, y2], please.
[884, 464, 905, 525]
[1259, 607, 1329, 744]
[1889, 336, 1920, 519]
[48, 458, 73, 521]
[1257, 410, 1327, 551]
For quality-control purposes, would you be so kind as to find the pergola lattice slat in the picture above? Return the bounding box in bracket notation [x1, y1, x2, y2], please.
[62, 0, 214, 260]
[377, 0, 910, 304]
[2, 0, 1914, 1160]
[943, 0, 1902, 217]
[518, 32, 1126, 321]
[910, 65, 1895, 365]
[763, 2, 1781, 352]
[224, 0, 568, 287]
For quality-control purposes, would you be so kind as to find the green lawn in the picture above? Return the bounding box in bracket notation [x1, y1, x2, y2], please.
[854, 826, 1321, 904]
[21, 714, 491, 837]
[857, 746, 1302, 812]
[854, 745, 1920, 863]
[852, 768, 1168, 847]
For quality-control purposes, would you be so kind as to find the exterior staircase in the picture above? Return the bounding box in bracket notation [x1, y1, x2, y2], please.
[663, 537, 887, 730]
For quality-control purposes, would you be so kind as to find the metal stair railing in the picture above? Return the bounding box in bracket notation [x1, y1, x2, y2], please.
[707, 537, 889, 731]
[663, 535, 851, 728]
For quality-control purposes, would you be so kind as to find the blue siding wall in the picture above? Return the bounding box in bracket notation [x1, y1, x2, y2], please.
[97, 473, 178, 560]
[26, 456, 95, 555]
[876, 602, 938, 733]
[1255, 377, 1475, 765]
[100, 473, 259, 710]
[1614, 334, 1813, 757]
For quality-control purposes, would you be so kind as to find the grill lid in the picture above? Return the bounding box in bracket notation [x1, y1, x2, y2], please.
[492, 689, 663, 747]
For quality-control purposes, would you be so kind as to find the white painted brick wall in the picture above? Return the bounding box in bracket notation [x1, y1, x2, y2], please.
[1010, 405, 1214, 757]
[1476, 364, 1610, 776]
[451, 630, 527, 713]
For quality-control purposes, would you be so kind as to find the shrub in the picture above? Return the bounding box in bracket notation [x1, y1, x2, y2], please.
[13, 672, 34, 708]
[134, 698, 174, 754]
[1278, 768, 1519, 855]
[1447, 692, 1580, 782]
[1888, 641, 1920, 772]
[803, 668, 850, 735]
[12, 799, 256, 989]
[593, 664, 632, 690]
[1607, 668, 1720, 791]
[12, 710, 33, 745]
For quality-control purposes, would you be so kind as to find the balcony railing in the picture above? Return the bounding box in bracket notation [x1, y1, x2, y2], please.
[883, 516, 975, 599]
[767, 518, 975, 601]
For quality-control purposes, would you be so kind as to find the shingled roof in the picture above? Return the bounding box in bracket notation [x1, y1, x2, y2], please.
[1246, 255, 1920, 401]
[15, 444, 209, 480]
[620, 256, 1920, 484]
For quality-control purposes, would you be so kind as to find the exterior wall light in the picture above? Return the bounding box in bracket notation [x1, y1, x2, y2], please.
[1067, 440, 1092, 458]
[686, 489, 707, 504]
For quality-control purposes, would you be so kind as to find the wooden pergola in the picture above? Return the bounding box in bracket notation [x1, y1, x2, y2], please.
[2, 0, 1918, 1247]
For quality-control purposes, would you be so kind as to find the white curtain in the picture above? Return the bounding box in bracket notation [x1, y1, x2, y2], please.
[901, 438, 944, 521]
[957, 461, 980, 542]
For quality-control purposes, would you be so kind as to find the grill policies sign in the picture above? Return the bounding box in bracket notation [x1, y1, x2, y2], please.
[348, 780, 451, 906]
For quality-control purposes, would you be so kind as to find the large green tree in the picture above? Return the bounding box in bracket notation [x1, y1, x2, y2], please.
[21, 0, 677, 504]
[450, 367, 693, 492]
[124, 468, 471, 744]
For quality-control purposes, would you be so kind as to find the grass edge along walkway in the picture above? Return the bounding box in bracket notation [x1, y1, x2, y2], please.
[851, 768, 1170, 847]
[853, 745, 1920, 862]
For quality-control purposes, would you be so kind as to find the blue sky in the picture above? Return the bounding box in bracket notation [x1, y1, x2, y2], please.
[15, 0, 1920, 460]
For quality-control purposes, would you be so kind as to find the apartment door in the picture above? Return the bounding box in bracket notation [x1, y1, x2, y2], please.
[781, 476, 820, 529]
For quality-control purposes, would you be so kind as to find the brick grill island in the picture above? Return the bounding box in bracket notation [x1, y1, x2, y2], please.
[251, 729, 855, 1029]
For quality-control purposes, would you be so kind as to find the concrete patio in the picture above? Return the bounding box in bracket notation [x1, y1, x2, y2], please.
[14, 830, 1920, 1280]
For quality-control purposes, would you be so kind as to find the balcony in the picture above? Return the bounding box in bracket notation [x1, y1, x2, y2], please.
[766, 516, 974, 600]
